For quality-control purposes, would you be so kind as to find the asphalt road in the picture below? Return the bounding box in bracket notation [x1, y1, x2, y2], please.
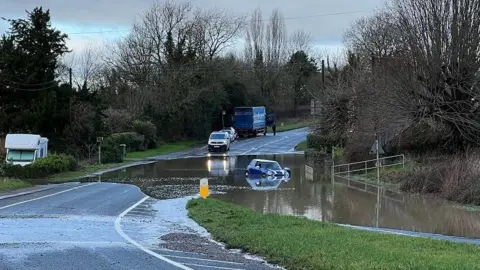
[0, 128, 308, 270]
[188, 127, 309, 158]
[85, 127, 309, 177]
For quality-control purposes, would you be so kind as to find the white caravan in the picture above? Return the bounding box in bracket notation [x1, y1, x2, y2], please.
[4, 134, 49, 166]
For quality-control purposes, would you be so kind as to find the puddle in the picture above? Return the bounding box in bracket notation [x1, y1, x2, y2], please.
[89, 154, 480, 239]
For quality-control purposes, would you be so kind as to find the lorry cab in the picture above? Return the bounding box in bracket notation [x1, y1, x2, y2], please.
[267, 113, 276, 126]
[5, 134, 48, 166]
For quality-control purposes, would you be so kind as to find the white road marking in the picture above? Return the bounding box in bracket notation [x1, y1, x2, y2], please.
[0, 183, 96, 210]
[337, 224, 420, 237]
[183, 263, 246, 270]
[240, 138, 286, 155]
[114, 196, 193, 270]
[0, 241, 130, 246]
[161, 254, 244, 265]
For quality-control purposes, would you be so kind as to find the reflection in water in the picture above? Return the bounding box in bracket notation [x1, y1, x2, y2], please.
[245, 174, 290, 191]
[206, 156, 237, 177]
[96, 153, 480, 239]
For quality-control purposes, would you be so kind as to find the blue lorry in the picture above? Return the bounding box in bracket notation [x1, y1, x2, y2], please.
[233, 107, 268, 137]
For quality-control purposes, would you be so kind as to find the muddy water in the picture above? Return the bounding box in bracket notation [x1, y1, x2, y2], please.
[96, 153, 480, 239]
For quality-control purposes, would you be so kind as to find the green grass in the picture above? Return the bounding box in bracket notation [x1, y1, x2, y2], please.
[48, 162, 131, 183]
[294, 140, 307, 150]
[0, 178, 31, 192]
[125, 141, 198, 159]
[276, 119, 310, 132]
[362, 165, 406, 182]
[187, 198, 480, 270]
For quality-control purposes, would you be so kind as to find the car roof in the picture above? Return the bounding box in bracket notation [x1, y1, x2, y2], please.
[211, 131, 228, 135]
[251, 159, 278, 163]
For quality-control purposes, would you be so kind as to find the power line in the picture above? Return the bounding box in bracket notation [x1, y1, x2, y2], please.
[67, 9, 373, 35]
[0, 81, 58, 91]
[0, 75, 58, 86]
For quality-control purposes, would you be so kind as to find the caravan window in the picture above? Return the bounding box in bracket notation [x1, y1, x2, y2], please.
[7, 150, 35, 162]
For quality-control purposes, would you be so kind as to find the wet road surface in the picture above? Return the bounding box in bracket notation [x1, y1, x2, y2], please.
[197, 128, 307, 157]
[6, 126, 480, 269]
[82, 127, 308, 178]
[99, 153, 480, 244]
[0, 129, 307, 270]
[0, 182, 278, 269]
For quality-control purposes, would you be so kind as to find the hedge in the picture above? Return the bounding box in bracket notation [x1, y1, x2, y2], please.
[4, 154, 78, 179]
[307, 133, 346, 153]
[101, 137, 125, 164]
[109, 132, 145, 152]
[134, 120, 157, 149]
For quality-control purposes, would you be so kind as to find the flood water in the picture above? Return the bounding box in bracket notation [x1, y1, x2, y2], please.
[94, 153, 480, 239]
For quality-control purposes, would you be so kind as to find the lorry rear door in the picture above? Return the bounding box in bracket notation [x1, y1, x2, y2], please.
[234, 107, 254, 129]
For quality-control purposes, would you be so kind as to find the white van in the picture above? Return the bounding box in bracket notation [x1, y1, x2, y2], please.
[5, 134, 49, 166]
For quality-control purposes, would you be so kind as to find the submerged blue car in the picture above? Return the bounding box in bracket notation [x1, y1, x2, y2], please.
[244, 159, 291, 180]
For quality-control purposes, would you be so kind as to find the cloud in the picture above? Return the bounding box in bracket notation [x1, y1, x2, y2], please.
[0, 0, 385, 53]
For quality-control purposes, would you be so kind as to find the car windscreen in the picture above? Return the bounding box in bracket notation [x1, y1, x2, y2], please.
[7, 150, 35, 162]
[262, 162, 281, 170]
[210, 133, 226, 139]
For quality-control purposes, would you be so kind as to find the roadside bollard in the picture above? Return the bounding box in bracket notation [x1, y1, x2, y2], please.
[120, 144, 126, 157]
[200, 178, 209, 198]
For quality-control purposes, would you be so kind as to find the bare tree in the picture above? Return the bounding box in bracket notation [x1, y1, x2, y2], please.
[244, 8, 264, 64]
[391, 0, 480, 148]
[288, 29, 313, 56]
[74, 43, 104, 90]
[265, 9, 287, 65]
[243, 8, 288, 103]
[193, 8, 246, 60]
[63, 97, 98, 158]
[343, 10, 405, 69]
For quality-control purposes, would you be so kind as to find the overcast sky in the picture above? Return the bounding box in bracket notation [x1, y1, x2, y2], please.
[1, 0, 385, 56]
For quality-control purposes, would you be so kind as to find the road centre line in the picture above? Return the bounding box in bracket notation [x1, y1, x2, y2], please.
[241, 137, 287, 155]
[0, 183, 96, 210]
[114, 196, 193, 270]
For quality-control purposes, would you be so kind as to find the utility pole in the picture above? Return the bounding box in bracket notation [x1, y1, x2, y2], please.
[222, 111, 226, 128]
[371, 54, 376, 72]
[375, 135, 381, 228]
[321, 59, 325, 88]
[69, 68, 72, 90]
[97, 137, 103, 164]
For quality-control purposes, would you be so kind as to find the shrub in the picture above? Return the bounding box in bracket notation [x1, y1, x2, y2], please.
[101, 137, 125, 164]
[103, 108, 134, 134]
[395, 121, 451, 154]
[304, 149, 328, 164]
[307, 133, 346, 152]
[133, 120, 157, 149]
[400, 150, 480, 205]
[109, 132, 145, 152]
[3, 154, 78, 179]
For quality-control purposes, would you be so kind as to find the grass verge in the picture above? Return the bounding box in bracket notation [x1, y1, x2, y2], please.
[294, 140, 307, 151]
[187, 198, 480, 270]
[48, 162, 131, 183]
[0, 178, 31, 192]
[125, 141, 199, 159]
[41, 141, 199, 184]
[276, 119, 310, 132]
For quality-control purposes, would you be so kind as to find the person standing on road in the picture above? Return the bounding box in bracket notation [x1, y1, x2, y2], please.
[272, 123, 276, 136]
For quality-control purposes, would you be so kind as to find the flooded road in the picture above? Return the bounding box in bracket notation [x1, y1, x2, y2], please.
[96, 153, 480, 240]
